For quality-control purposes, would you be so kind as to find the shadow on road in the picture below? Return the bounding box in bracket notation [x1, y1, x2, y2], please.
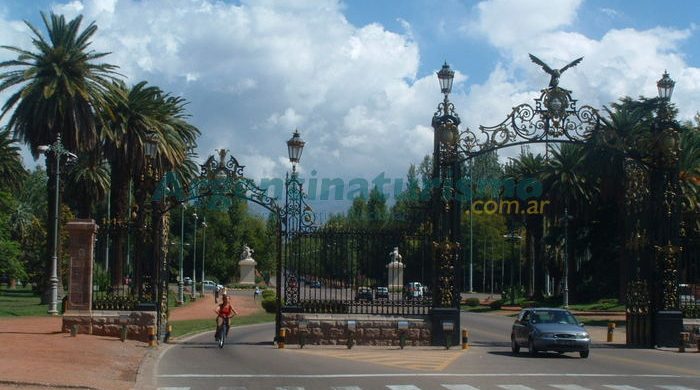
[488, 351, 578, 359]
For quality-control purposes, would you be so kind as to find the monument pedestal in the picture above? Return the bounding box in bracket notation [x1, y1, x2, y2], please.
[239, 258, 257, 286]
[386, 260, 405, 290]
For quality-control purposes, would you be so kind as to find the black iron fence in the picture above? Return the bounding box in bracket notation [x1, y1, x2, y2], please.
[92, 284, 138, 311]
[282, 229, 433, 315]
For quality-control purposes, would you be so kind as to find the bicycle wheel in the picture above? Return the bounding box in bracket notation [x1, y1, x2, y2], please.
[218, 324, 226, 348]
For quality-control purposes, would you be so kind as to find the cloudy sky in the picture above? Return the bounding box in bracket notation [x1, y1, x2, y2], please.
[1, 0, 699, 214]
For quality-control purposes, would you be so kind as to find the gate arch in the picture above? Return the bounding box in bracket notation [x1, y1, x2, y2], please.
[147, 148, 289, 340]
[431, 59, 683, 347]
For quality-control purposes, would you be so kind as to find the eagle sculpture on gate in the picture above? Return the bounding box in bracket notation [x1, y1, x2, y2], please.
[529, 53, 583, 88]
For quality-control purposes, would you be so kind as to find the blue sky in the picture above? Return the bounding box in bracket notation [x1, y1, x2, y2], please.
[1, 0, 699, 214]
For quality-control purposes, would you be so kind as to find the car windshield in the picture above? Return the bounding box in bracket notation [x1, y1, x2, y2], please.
[530, 310, 579, 325]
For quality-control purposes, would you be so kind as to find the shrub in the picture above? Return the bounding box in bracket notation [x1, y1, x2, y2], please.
[261, 296, 277, 313]
[489, 299, 502, 309]
[464, 297, 480, 307]
[262, 289, 276, 300]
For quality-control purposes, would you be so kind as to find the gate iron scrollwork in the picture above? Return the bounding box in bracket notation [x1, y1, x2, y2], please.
[280, 171, 316, 308]
[459, 85, 601, 160]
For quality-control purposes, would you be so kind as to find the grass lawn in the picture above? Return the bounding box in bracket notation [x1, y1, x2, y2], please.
[169, 311, 275, 339]
[0, 286, 61, 317]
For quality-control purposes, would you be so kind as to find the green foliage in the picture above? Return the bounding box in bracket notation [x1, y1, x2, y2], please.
[261, 289, 276, 300]
[261, 296, 278, 313]
[92, 263, 110, 292]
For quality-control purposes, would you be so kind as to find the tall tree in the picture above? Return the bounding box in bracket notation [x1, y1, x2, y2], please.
[0, 128, 27, 191]
[0, 12, 118, 300]
[507, 151, 546, 298]
[102, 80, 199, 286]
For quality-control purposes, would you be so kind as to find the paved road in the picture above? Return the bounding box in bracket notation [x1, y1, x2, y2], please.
[155, 311, 700, 390]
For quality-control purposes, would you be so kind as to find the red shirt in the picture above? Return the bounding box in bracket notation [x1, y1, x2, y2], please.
[218, 303, 233, 318]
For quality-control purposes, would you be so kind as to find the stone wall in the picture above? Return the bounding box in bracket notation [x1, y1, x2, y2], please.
[682, 319, 700, 345]
[62, 310, 157, 342]
[281, 313, 431, 346]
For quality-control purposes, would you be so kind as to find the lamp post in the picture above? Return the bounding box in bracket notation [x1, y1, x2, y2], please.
[563, 207, 570, 308]
[278, 129, 306, 339]
[200, 217, 207, 298]
[38, 133, 77, 315]
[191, 212, 198, 299]
[177, 204, 186, 305]
[503, 232, 522, 305]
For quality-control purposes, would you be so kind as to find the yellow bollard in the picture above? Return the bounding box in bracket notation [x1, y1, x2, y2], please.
[679, 332, 689, 353]
[278, 328, 286, 349]
[147, 326, 157, 347]
[462, 329, 469, 350]
[165, 324, 172, 343]
[607, 322, 615, 342]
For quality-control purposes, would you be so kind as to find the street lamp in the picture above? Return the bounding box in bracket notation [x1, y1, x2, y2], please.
[38, 133, 77, 315]
[191, 212, 199, 299]
[178, 204, 186, 305]
[503, 232, 522, 305]
[200, 217, 207, 298]
[437, 61, 455, 95]
[563, 207, 571, 308]
[287, 129, 305, 173]
[657, 70, 675, 100]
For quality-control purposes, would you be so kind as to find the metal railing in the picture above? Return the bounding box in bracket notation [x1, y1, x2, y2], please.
[282, 230, 433, 316]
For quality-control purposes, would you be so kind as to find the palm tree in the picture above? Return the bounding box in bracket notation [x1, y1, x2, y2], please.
[542, 144, 593, 302]
[506, 151, 546, 298]
[0, 128, 27, 191]
[0, 12, 118, 301]
[103, 80, 199, 286]
[64, 149, 111, 218]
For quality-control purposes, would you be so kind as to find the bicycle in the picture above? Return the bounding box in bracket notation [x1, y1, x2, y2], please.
[216, 317, 229, 348]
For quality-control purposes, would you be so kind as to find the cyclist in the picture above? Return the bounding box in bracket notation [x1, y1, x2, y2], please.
[214, 293, 238, 341]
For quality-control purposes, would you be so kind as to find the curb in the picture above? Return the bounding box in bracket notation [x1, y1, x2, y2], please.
[0, 380, 97, 389]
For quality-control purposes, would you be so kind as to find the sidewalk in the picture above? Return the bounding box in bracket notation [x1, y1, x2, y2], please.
[0, 292, 261, 390]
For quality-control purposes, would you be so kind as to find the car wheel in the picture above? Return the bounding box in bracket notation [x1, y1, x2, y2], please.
[511, 335, 520, 354]
[528, 338, 537, 357]
[579, 350, 589, 359]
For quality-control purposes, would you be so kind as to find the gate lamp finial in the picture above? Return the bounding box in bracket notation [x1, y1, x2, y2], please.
[657, 71, 675, 100]
[287, 129, 305, 171]
[437, 61, 455, 96]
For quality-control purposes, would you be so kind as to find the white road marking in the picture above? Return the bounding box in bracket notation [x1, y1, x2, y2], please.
[657, 386, 699, 390]
[442, 385, 482, 390]
[498, 385, 536, 390]
[387, 386, 422, 390]
[603, 386, 645, 390]
[276, 387, 305, 390]
[550, 386, 593, 390]
[218, 387, 248, 390]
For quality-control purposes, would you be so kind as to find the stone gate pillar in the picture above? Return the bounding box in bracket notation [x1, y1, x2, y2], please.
[65, 219, 98, 311]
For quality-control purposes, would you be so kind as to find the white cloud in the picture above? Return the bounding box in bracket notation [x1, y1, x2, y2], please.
[470, 0, 582, 47]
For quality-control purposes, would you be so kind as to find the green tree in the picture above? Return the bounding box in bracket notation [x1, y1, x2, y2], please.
[0, 128, 27, 191]
[0, 12, 117, 300]
[506, 151, 546, 298]
[367, 186, 387, 226]
[102, 80, 199, 285]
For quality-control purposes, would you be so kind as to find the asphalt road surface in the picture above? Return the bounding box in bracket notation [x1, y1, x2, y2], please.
[155, 311, 699, 390]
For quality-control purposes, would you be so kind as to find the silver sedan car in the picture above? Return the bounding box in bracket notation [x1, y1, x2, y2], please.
[511, 308, 590, 358]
